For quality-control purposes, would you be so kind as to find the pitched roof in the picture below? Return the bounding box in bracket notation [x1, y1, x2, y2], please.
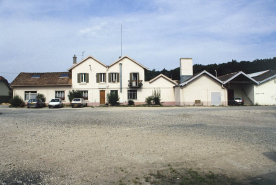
[108, 56, 149, 70]
[67, 55, 107, 71]
[218, 71, 259, 84]
[149, 74, 178, 85]
[179, 70, 223, 87]
[10, 72, 72, 87]
[251, 70, 276, 84]
[247, 70, 270, 78]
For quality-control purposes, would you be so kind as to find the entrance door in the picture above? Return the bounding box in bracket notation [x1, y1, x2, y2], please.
[211, 92, 221, 106]
[100, 90, 105, 104]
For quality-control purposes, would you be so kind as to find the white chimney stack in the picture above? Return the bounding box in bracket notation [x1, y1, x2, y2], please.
[180, 58, 193, 83]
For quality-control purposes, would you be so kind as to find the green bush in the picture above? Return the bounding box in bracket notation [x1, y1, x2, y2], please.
[146, 89, 161, 105]
[128, 100, 134, 105]
[68, 90, 83, 103]
[145, 96, 153, 105]
[9, 95, 24, 107]
[107, 92, 119, 106]
[36, 93, 46, 102]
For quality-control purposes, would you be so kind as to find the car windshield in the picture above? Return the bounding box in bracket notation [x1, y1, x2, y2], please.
[73, 98, 80, 101]
[50, 99, 59, 102]
[28, 99, 37, 103]
[235, 98, 242, 100]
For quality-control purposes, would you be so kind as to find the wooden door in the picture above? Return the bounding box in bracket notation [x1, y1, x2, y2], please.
[100, 90, 105, 104]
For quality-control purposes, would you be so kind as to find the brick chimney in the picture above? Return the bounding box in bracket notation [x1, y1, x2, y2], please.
[73, 54, 77, 64]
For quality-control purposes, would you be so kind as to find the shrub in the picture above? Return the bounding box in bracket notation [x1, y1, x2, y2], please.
[68, 90, 83, 103]
[36, 93, 46, 102]
[107, 92, 119, 106]
[152, 88, 161, 105]
[9, 95, 24, 107]
[145, 96, 153, 105]
[128, 100, 134, 105]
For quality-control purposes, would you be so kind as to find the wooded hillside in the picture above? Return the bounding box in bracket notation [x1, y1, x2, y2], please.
[145, 57, 276, 81]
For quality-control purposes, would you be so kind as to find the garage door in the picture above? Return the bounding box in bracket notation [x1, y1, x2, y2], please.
[211, 92, 221, 106]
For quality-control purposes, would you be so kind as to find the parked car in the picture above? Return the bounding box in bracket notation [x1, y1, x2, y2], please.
[71, 98, 87, 108]
[228, 97, 244, 105]
[48, 98, 63, 108]
[27, 99, 45, 108]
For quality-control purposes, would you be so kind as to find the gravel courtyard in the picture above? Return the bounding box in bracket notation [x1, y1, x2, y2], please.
[0, 106, 276, 184]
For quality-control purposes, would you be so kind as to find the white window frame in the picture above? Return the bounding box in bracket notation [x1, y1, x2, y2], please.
[99, 73, 105, 83]
[25, 91, 37, 100]
[78, 90, 88, 100]
[55, 91, 65, 100]
[80, 73, 86, 83]
[110, 73, 118, 83]
[128, 90, 137, 100]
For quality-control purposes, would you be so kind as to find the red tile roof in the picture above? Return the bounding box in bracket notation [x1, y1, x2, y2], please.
[10, 72, 72, 87]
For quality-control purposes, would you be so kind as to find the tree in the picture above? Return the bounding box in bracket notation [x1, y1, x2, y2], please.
[68, 90, 83, 103]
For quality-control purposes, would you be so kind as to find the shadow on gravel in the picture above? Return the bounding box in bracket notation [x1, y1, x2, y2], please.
[0, 169, 44, 185]
[263, 151, 276, 162]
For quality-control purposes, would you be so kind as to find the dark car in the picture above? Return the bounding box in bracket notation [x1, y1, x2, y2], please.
[27, 99, 45, 108]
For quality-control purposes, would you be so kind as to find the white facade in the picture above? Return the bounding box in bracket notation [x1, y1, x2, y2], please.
[10, 55, 276, 106]
[176, 73, 227, 106]
[254, 78, 276, 105]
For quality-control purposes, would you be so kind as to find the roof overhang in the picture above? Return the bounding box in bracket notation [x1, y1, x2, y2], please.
[179, 70, 223, 87]
[222, 71, 259, 85]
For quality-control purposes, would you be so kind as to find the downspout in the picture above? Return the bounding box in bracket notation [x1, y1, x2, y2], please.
[119, 63, 122, 93]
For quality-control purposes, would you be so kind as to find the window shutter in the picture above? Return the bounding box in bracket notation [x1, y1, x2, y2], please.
[117, 73, 119, 82]
[108, 73, 111, 82]
[86, 73, 89, 83]
[130, 73, 132, 81]
[137, 73, 139, 82]
[96, 73, 99, 83]
[104, 74, 106, 82]
[77, 73, 80, 83]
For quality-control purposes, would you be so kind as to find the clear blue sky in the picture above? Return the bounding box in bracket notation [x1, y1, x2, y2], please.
[1, 0, 275, 82]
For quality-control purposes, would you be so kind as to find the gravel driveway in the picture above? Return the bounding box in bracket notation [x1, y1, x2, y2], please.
[0, 106, 276, 184]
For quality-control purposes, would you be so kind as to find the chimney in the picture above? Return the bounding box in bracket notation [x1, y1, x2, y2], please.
[180, 58, 193, 83]
[73, 54, 77, 64]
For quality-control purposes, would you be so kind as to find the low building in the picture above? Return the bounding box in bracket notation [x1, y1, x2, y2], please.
[0, 76, 11, 103]
[10, 55, 276, 106]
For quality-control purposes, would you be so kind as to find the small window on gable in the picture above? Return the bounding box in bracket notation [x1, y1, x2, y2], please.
[32, 74, 41, 78]
[60, 74, 69, 78]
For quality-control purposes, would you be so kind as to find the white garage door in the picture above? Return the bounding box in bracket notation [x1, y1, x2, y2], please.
[211, 92, 221, 106]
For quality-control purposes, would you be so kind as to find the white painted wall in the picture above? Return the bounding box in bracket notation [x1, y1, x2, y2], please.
[13, 86, 72, 104]
[254, 78, 276, 105]
[179, 74, 227, 106]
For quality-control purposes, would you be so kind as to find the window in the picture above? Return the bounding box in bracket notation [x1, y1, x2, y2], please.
[79, 90, 88, 100]
[96, 73, 106, 83]
[110, 90, 118, 96]
[55, 91, 65, 100]
[77, 73, 89, 83]
[128, 90, 137, 100]
[25, 91, 37, 100]
[129, 73, 139, 86]
[60, 74, 69, 78]
[32, 74, 41, 78]
[108, 73, 119, 83]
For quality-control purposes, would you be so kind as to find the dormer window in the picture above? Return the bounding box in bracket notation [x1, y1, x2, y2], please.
[32, 74, 41, 78]
[60, 74, 69, 78]
[77, 73, 89, 83]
